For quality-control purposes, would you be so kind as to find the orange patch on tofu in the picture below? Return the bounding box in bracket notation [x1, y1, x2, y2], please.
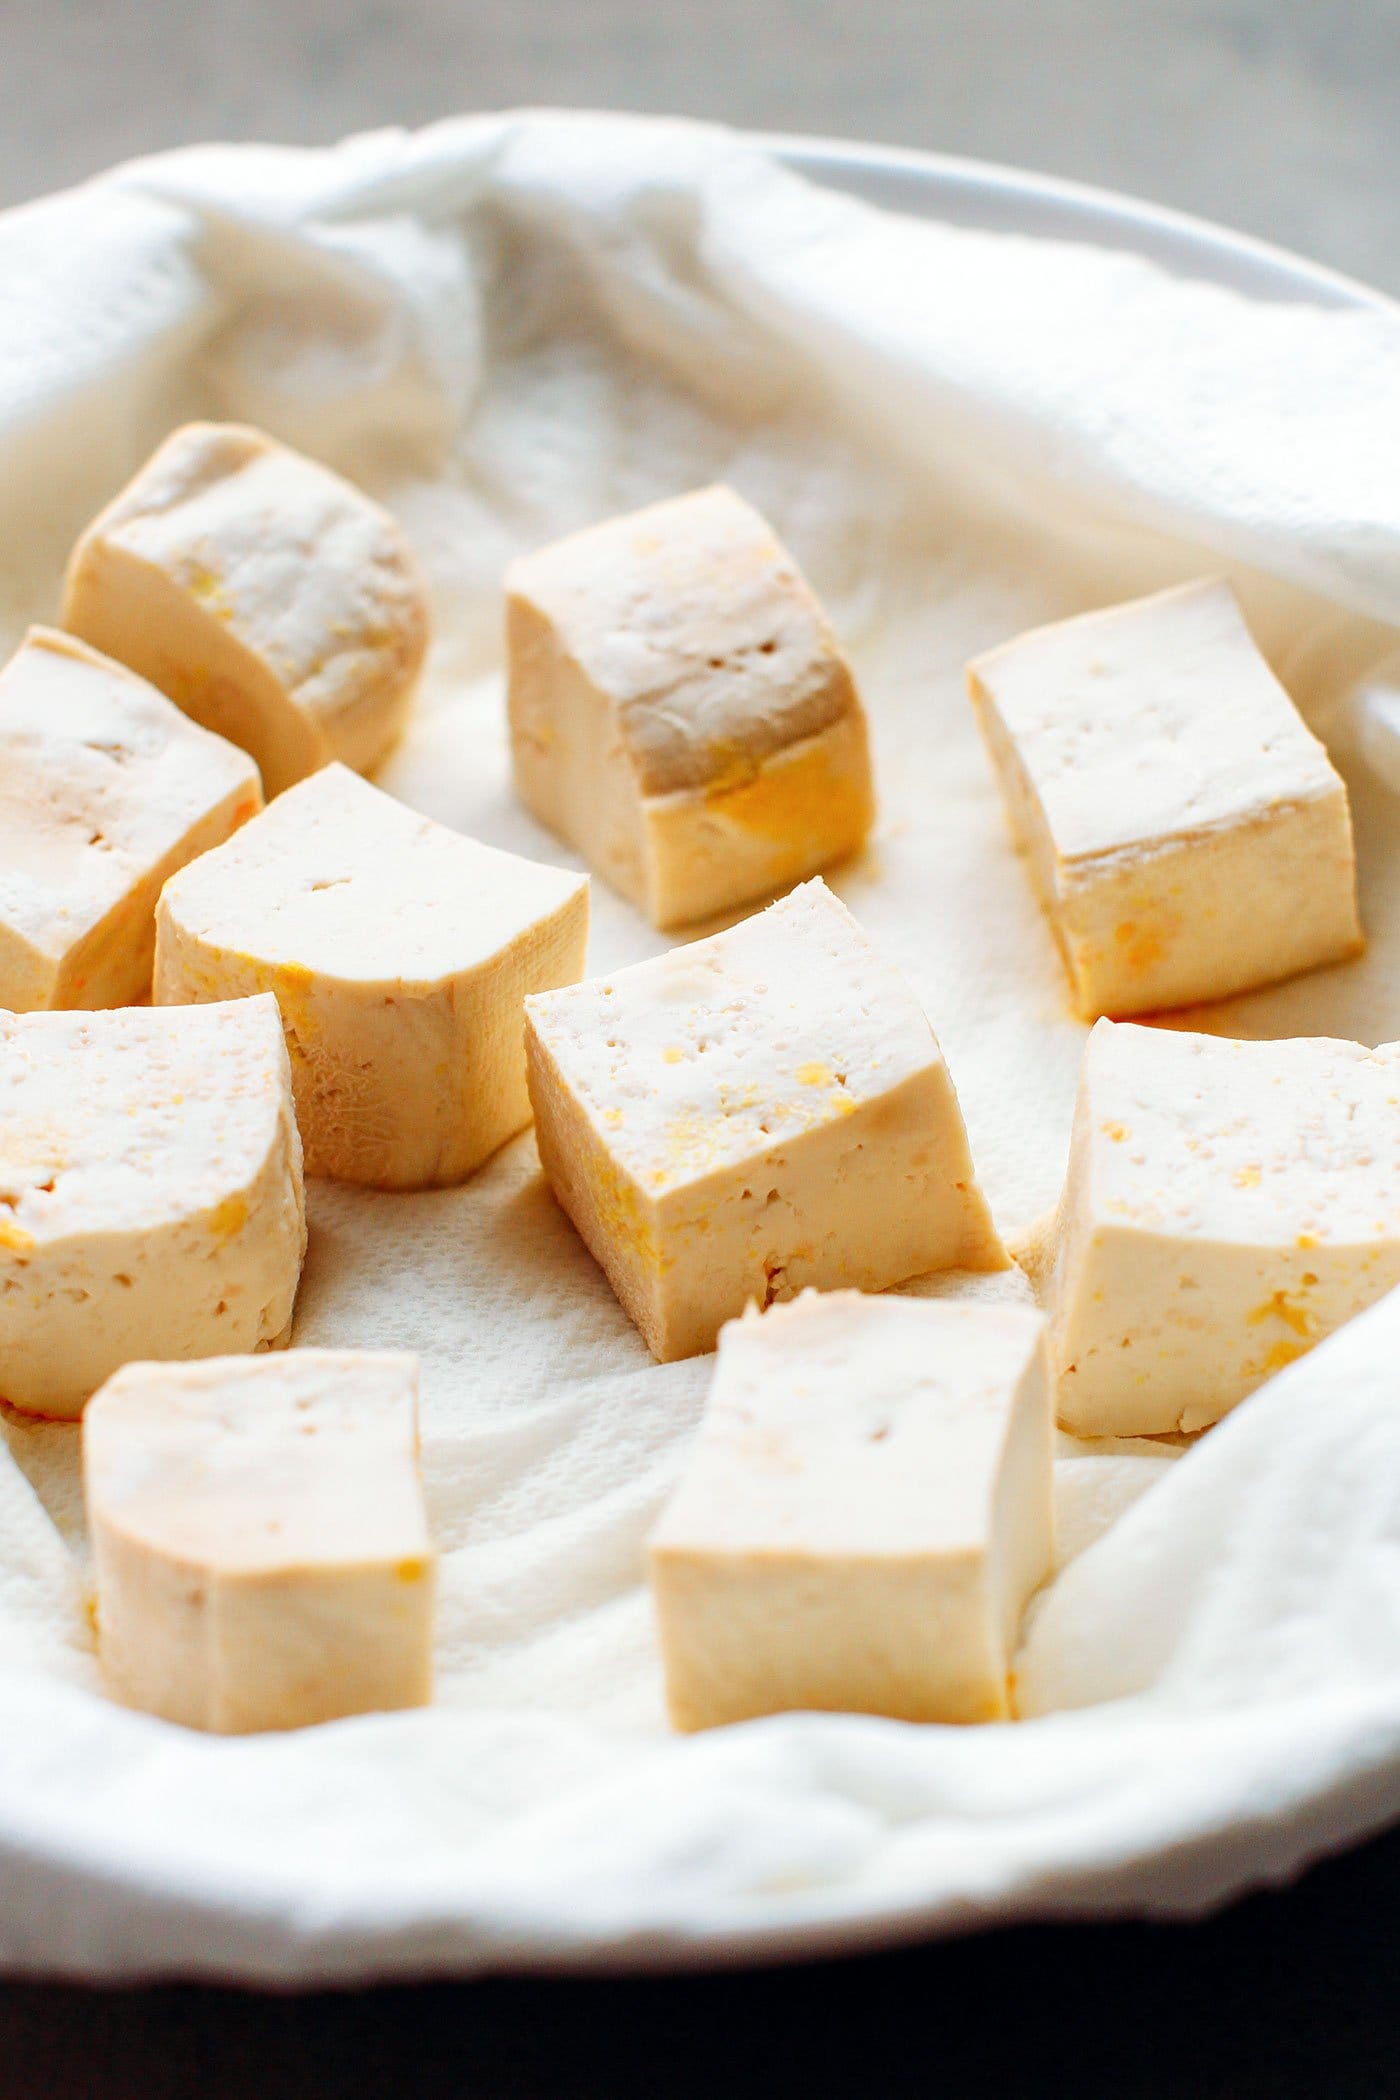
[209, 1195, 249, 1240]
[1112, 920, 1167, 973]
[1248, 1287, 1314, 1338]
[1261, 1338, 1310, 1374]
[705, 735, 866, 852]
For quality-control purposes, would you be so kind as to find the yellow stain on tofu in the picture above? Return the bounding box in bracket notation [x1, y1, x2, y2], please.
[1102, 1121, 1129, 1143]
[661, 1046, 685, 1065]
[209, 1195, 249, 1240]
[185, 563, 234, 622]
[267, 962, 320, 1053]
[1261, 1339, 1309, 1374]
[1234, 1165, 1261, 1188]
[1112, 919, 1167, 972]
[699, 737, 760, 798]
[1248, 1287, 1314, 1338]
[704, 737, 865, 849]
[662, 1110, 716, 1180]
[795, 1062, 832, 1087]
[394, 1558, 427, 1583]
[585, 1145, 662, 1268]
[0, 1216, 35, 1255]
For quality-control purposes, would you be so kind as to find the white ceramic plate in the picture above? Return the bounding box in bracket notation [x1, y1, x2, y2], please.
[5, 127, 1395, 1982]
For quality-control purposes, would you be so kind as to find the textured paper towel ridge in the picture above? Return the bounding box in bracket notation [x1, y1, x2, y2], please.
[2, 110, 1400, 1977]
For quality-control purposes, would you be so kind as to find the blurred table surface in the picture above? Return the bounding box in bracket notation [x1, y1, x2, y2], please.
[2, 0, 1398, 295]
[2, 1, 1399, 2091]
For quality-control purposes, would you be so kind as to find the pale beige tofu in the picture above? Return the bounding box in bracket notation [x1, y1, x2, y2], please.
[0, 627, 261, 1011]
[155, 763, 589, 1189]
[85, 1350, 435, 1733]
[507, 486, 875, 928]
[525, 879, 1005, 1363]
[968, 578, 1362, 1018]
[1043, 1020, 1400, 1437]
[64, 422, 429, 797]
[650, 1291, 1054, 1730]
[0, 996, 305, 1418]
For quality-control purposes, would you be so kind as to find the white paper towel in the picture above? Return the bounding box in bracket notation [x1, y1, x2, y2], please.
[3, 109, 1400, 1980]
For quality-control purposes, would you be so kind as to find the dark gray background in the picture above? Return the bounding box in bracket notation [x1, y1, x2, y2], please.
[3, 0, 1399, 294]
[2, 1, 1399, 2089]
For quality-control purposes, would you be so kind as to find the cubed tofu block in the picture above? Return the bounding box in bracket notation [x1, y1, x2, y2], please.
[1044, 1020, 1400, 1436]
[85, 1350, 435, 1732]
[650, 1291, 1054, 1729]
[507, 485, 875, 928]
[0, 996, 305, 1418]
[0, 627, 261, 1011]
[64, 422, 429, 797]
[525, 878, 1005, 1362]
[155, 763, 589, 1188]
[968, 578, 1362, 1017]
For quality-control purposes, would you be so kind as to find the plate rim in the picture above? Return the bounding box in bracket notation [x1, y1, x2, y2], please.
[763, 129, 1395, 317]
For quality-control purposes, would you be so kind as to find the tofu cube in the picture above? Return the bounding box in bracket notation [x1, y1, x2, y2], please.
[155, 764, 589, 1189]
[507, 486, 875, 928]
[0, 627, 261, 1011]
[64, 422, 429, 797]
[1045, 1020, 1400, 1436]
[525, 878, 1005, 1362]
[85, 1350, 435, 1732]
[968, 578, 1362, 1017]
[0, 995, 305, 1418]
[650, 1291, 1055, 1729]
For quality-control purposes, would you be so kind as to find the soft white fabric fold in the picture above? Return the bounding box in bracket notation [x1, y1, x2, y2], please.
[3, 109, 1400, 1979]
